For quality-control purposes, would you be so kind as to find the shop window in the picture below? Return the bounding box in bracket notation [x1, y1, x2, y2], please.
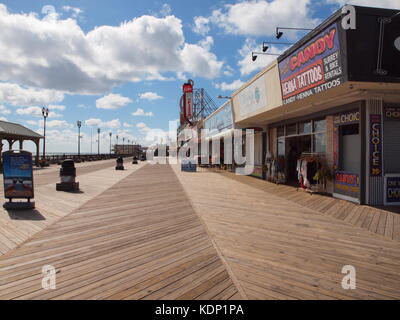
[286, 123, 297, 136]
[277, 137, 285, 157]
[384, 121, 400, 173]
[299, 121, 312, 134]
[314, 119, 326, 133]
[313, 133, 326, 153]
[277, 126, 285, 137]
[339, 124, 360, 173]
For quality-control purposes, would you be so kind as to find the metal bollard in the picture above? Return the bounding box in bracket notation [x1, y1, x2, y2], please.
[56, 159, 79, 191]
[115, 157, 124, 170]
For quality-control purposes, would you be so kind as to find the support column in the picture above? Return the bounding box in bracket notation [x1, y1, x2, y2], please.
[35, 139, 40, 167]
[19, 140, 23, 150]
[7, 139, 14, 150]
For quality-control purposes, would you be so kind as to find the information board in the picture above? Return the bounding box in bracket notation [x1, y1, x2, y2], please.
[2, 150, 34, 199]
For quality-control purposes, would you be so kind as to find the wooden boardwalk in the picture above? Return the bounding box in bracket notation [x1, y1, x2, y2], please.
[0, 164, 240, 300]
[173, 165, 400, 300]
[216, 171, 400, 242]
[0, 159, 142, 256]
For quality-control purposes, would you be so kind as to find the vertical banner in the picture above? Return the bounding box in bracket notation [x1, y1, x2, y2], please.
[369, 114, 382, 176]
[2, 150, 34, 199]
[182, 81, 193, 119]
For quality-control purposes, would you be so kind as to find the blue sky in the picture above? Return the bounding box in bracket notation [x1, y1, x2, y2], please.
[0, 0, 398, 153]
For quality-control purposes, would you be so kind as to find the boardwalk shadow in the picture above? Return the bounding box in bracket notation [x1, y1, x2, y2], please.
[6, 209, 46, 221]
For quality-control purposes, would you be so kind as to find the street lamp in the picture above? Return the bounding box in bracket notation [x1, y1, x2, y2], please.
[251, 51, 280, 62]
[122, 137, 125, 155]
[275, 26, 312, 39]
[116, 135, 119, 155]
[109, 132, 112, 155]
[77, 120, 82, 157]
[97, 128, 100, 155]
[262, 41, 294, 52]
[42, 107, 49, 161]
[127, 139, 130, 154]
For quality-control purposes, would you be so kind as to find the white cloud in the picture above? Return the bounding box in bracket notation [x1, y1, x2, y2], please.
[0, 5, 223, 94]
[0, 104, 11, 115]
[207, 0, 318, 38]
[0, 116, 7, 121]
[0, 82, 64, 106]
[198, 36, 214, 51]
[159, 3, 172, 16]
[16, 106, 62, 118]
[85, 118, 121, 128]
[48, 104, 66, 111]
[96, 93, 132, 109]
[123, 122, 133, 128]
[215, 79, 245, 92]
[139, 92, 164, 100]
[192, 16, 210, 35]
[326, 0, 400, 9]
[62, 6, 83, 18]
[39, 119, 71, 128]
[237, 38, 283, 76]
[132, 108, 154, 116]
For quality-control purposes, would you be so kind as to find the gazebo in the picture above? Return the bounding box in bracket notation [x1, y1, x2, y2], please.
[0, 120, 42, 167]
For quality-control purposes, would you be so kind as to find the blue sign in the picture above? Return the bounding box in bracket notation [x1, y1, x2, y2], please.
[181, 162, 197, 172]
[386, 176, 400, 204]
[2, 150, 34, 199]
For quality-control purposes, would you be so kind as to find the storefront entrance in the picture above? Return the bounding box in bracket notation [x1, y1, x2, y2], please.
[286, 135, 311, 184]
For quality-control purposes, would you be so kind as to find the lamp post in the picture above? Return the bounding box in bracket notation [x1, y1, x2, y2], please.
[116, 135, 119, 155]
[122, 137, 125, 155]
[42, 107, 49, 161]
[77, 120, 82, 157]
[97, 128, 100, 155]
[109, 132, 112, 155]
[251, 51, 280, 61]
[275, 26, 312, 39]
[127, 139, 130, 154]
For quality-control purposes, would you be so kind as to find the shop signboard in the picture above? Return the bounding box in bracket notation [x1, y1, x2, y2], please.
[334, 172, 360, 196]
[204, 102, 233, 138]
[237, 76, 267, 117]
[369, 114, 382, 176]
[182, 81, 193, 119]
[384, 175, 400, 205]
[278, 22, 344, 105]
[384, 105, 400, 121]
[2, 150, 34, 199]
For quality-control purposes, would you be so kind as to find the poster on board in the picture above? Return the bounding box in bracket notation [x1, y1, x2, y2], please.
[2, 150, 34, 199]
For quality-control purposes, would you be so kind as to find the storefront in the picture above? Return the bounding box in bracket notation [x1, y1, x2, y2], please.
[230, 5, 400, 205]
[203, 100, 234, 169]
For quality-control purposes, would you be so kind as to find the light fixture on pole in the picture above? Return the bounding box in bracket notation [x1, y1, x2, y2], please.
[109, 132, 112, 155]
[97, 128, 100, 155]
[217, 95, 231, 99]
[76, 120, 82, 157]
[116, 135, 119, 154]
[41, 107, 49, 161]
[251, 51, 280, 62]
[127, 139, 130, 154]
[262, 41, 294, 52]
[275, 26, 312, 39]
[122, 137, 125, 155]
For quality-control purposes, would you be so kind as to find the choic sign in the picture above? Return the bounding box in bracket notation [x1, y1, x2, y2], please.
[182, 80, 193, 119]
[279, 22, 343, 105]
[2, 150, 34, 199]
[369, 114, 382, 176]
[384, 105, 400, 120]
[385, 176, 400, 205]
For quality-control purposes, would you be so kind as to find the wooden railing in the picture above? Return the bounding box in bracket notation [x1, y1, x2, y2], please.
[33, 153, 135, 166]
